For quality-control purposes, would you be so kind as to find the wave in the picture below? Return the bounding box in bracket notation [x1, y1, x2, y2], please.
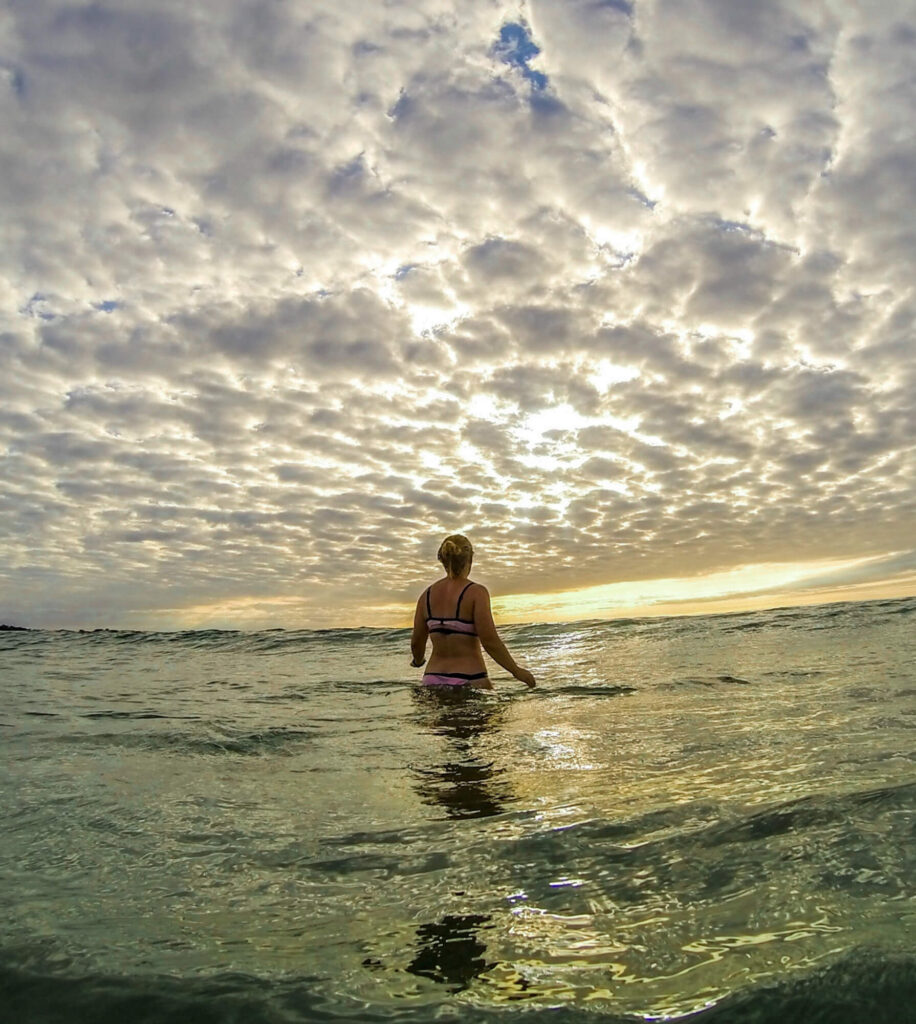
[61, 726, 320, 757]
[1, 595, 913, 655]
[0, 625, 409, 656]
[697, 949, 915, 1023]
[1, 947, 913, 1023]
[80, 710, 168, 720]
[282, 778, 914, 895]
[700, 779, 916, 848]
[661, 674, 753, 689]
[549, 683, 638, 697]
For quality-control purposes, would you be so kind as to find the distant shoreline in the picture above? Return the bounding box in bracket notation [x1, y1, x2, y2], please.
[0, 624, 30, 631]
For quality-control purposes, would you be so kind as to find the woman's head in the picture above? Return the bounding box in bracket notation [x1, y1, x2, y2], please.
[437, 534, 473, 578]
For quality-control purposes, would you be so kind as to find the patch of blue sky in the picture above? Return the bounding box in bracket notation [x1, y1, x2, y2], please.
[95, 301, 119, 313]
[493, 23, 549, 92]
[627, 187, 657, 210]
[21, 293, 56, 320]
[713, 217, 758, 236]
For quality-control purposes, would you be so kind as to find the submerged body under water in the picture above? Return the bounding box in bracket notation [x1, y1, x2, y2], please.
[1, 596, 914, 1022]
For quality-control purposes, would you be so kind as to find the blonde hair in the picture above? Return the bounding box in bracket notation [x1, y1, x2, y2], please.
[437, 534, 473, 578]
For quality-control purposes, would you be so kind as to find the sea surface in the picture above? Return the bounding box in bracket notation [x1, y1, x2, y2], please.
[1, 596, 914, 1023]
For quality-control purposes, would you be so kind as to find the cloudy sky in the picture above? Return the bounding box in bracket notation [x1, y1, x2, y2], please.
[1, 0, 914, 629]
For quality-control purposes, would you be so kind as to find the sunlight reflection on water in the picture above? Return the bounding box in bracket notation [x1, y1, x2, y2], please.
[1, 598, 914, 1020]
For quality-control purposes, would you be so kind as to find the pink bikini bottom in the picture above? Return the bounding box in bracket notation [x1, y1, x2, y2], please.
[422, 671, 489, 687]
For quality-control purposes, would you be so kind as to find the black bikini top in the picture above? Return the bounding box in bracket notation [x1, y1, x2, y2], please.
[426, 582, 477, 636]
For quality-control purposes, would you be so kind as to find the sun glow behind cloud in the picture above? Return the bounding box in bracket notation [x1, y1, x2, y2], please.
[142, 552, 916, 633]
[492, 554, 908, 624]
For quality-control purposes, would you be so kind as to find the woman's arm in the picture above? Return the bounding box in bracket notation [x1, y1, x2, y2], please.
[473, 585, 536, 687]
[410, 595, 428, 667]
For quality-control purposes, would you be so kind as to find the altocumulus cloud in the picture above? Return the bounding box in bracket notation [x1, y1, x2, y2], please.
[0, 0, 914, 628]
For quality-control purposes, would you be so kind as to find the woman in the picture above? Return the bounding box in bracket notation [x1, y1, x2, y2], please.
[411, 534, 536, 689]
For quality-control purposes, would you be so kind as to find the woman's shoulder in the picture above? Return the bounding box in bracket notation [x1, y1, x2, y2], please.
[418, 578, 445, 601]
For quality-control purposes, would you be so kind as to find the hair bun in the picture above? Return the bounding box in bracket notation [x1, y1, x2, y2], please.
[437, 534, 473, 577]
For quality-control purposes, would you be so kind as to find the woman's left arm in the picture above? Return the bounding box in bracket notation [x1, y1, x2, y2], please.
[410, 596, 428, 667]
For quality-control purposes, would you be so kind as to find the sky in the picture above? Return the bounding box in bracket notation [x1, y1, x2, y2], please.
[1, 0, 915, 630]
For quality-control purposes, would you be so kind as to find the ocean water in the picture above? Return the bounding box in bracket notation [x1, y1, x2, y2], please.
[1, 596, 914, 1023]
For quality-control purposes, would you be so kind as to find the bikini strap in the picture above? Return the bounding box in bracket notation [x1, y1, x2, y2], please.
[425, 587, 432, 618]
[455, 581, 474, 618]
